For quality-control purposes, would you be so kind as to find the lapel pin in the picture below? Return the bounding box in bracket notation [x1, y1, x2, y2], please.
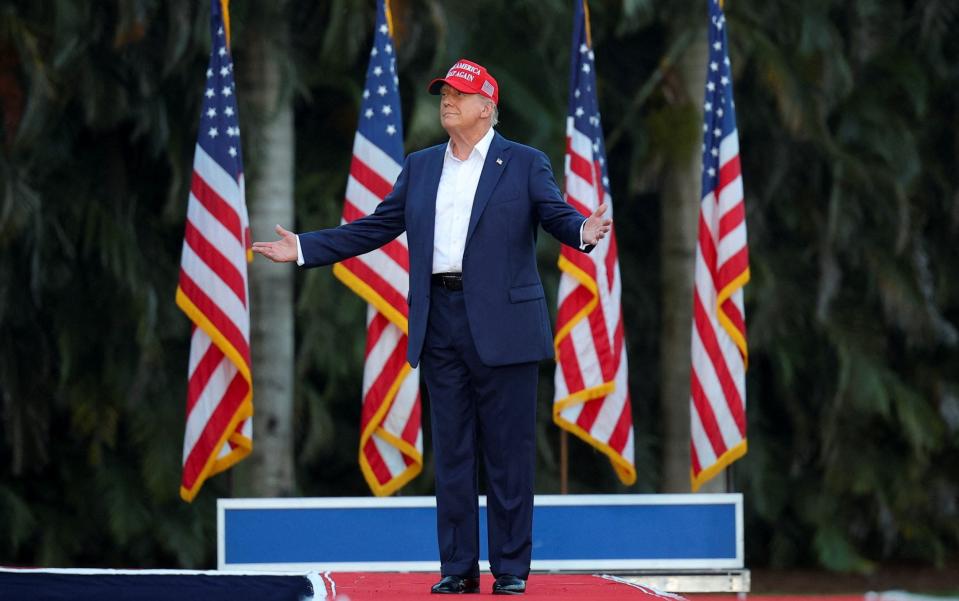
[496, 158, 503, 165]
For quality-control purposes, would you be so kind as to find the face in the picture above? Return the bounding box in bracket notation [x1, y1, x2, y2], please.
[439, 84, 492, 134]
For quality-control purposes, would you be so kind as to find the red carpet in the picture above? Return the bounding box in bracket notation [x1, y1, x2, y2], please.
[688, 597, 865, 601]
[320, 572, 686, 600]
[1, 569, 935, 600]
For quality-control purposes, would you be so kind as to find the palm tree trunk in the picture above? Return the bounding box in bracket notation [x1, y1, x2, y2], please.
[235, 10, 296, 497]
[659, 28, 726, 493]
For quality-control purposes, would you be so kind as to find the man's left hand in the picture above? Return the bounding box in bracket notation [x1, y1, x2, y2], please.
[582, 203, 612, 246]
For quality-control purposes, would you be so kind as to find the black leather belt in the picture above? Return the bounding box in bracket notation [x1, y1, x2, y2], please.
[431, 272, 463, 291]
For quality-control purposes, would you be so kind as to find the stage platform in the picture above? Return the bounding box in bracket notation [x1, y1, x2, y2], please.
[1, 569, 947, 600]
[0, 568, 319, 601]
[0, 568, 689, 600]
[325, 572, 693, 600]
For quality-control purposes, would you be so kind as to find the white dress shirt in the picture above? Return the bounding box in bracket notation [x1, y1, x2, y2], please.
[431, 127, 496, 274]
[296, 127, 588, 267]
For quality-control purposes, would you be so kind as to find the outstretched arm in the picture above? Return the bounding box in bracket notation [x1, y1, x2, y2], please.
[530, 151, 610, 251]
[252, 155, 411, 267]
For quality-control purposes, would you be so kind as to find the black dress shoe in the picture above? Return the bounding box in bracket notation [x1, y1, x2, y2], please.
[431, 575, 480, 594]
[492, 574, 526, 595]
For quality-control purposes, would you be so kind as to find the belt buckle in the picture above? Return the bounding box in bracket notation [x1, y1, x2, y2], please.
[441, 273, 462, 290]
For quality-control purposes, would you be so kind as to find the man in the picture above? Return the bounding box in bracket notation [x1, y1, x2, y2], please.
[253, 59, 610, 595]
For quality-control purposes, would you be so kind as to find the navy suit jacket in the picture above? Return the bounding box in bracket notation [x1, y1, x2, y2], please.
[300, 131, 592, 368]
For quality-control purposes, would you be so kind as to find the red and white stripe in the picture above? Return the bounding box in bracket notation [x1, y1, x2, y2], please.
[333, 132, 423, 497]
[690, 130, 749, 490]
[554, 118, 636, 485]
[177, 144, 252, 502]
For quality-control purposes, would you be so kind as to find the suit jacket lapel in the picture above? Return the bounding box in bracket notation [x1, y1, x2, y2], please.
[414, 145, 445, 268]
[465, 132, 511, 247]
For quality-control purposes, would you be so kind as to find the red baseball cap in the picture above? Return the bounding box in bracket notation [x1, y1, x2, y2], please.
[427, 59, 499, 105]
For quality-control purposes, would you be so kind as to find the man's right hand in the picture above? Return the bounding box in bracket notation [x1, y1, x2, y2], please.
[252, 224, 298, 263]
[582, 203, 612, 246]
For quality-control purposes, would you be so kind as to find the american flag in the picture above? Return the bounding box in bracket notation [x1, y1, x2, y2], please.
[331, 0, 423, 496]
[690, 0, 749, 491]
[176, 0, 252, 502]
[553, 0, 636, 486]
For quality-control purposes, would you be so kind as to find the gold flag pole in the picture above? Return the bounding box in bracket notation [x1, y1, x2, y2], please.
[560, 430, 569, 494]
[219, 0, 231, 48]
[385, 0, 394, 36]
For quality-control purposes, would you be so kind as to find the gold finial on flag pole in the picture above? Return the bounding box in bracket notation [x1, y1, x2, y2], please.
[385, 0, 395, 37]
[583, 0, 593, 48]
[220, 0, 232, 48]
